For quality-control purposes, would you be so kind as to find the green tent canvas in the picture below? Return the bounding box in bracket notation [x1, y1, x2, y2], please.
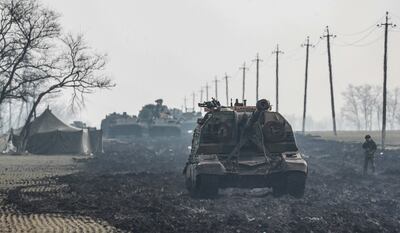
[13, 109, 102, 155]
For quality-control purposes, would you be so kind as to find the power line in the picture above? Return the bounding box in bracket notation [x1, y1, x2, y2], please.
[313, 38, 323, 48]
[199, 88, 204, 104]
[246, 60, 256, 72]
[378, 11, 396, 150]
[239, 62, 249, 102]
[310, 38, 326, 56]
[337, 16, 385, 37]
[344, 35, 383, 47]
[230, 68, 241, 79]
[252, 53, 263, 101]
[321, 26, 337, 136]
[259, 53, 275, 68]
[223, 73, 231, 106]
[278, 46, 303, 63]
[388, 12, 400, 23]
[214, 76, 219, 100]
[334, 26, 379, 47]
[301, 36, 314, 134]
[204, 82, 210, 101]
[263, 53, 274, 62]
[192, 92, 196, 112]
[184, 96, 187, 112]
[272, 44, 284, 112]
[281, 39, 320, 63]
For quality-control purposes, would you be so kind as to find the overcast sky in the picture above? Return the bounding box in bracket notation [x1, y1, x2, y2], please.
[41, 0, 400, 129]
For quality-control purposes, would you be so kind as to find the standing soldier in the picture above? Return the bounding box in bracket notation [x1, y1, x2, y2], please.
[362, 135, 377, 175]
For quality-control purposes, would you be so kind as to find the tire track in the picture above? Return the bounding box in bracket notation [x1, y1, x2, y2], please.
[0, 155, 123, 233]
[0, 213, 119, 232]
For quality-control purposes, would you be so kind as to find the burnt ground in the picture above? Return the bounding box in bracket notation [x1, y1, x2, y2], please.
[6, 135, 400, 233]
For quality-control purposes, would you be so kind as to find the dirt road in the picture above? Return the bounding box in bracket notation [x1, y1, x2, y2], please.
[3, 136, 400, 232]
[0, 155, 119, 233]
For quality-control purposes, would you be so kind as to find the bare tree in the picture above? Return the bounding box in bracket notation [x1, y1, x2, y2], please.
[341, 84, 400, 131]
[372, 86, 382, 131]
[0, 0, 60, 106]
[0, 0, 113, 152]
[354, 85, 376, 131]
[18, 34, 113, 151]
[341, 85, 361, 130]
[388, 87, 400, 129]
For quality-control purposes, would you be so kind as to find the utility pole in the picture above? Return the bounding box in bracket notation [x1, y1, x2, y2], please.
[184, 96, 187, 113]
[199, 88, 204, 103]
[199, 88, 204, 112]
[301, 37, 314, 134]
[379, 12, 396, 150]
[214, 76, 219, 100]
[253, 53, 263, 101]
[223, 73, 230, 106]
[192, 92, 196, 112]
[205, 83, 210, 101]
[239, 62, 249, 102]
[321, 26, 337, 136]
[272, 45, 284, 112]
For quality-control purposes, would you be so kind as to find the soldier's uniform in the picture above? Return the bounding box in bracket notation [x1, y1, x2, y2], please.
[362, 135, 377, 175]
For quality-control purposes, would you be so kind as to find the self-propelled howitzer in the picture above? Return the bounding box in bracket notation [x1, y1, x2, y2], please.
[183, 99, 307, 198]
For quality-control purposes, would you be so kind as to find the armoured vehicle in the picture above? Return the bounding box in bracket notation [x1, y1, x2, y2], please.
[183, 99, 308, 198]
[138, 99, 181, 137]
[101, 99, 182, 139]
[101, 112, 143, 138]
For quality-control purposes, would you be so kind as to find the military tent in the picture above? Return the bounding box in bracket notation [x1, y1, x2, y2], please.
[12, 109, 102, 155]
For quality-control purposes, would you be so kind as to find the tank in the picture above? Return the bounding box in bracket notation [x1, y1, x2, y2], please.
[101, 99, 182, 140]
[139, 99, 182, 137]
[148, 119, 181, 137]
[101, 112, 143, 139]
[183, 99, 308, 198]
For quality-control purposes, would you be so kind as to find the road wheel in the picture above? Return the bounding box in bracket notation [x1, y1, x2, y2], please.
[287, 172, 306, 198]
[272, 174, 287, 197]
[193, 174, 219, 198]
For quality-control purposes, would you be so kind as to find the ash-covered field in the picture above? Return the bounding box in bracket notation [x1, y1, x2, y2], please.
[2, 135, 400, 233]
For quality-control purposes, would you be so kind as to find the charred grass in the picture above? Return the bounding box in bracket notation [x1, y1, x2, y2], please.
[5, 136, 400, 233]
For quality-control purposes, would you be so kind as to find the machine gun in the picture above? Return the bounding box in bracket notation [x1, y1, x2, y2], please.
[198, 98, 221, 110]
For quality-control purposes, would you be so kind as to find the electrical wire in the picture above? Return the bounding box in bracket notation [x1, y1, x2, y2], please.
[195, 15, 393, 102]
[389, 12, 400, 23]
[247, 59, 256, 71]
[334, 34, 383, 47]
[258, 53, 274, 68]
[334, 26, 379, 47]
[313, 40, 327, 55]
[282, 48, 303, 61]
[281, 37, 322, 63]
[230, 68, 241, 79]
[350, 36, 383, 47]
[313, 38, 322, 48]
[284, 46, 302, 57]
[337, 16, 385, 37]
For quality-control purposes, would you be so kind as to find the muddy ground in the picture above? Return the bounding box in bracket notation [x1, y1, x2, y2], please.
[5, 135, 400, 233]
